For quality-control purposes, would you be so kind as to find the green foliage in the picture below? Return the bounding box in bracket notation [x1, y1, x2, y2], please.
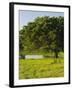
[19, 16, 64, 57]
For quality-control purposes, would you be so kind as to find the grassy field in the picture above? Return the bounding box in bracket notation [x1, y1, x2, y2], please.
[19, 58, 64, 79]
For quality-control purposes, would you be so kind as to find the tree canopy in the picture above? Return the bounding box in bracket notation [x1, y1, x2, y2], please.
[19, 16, 64, 58]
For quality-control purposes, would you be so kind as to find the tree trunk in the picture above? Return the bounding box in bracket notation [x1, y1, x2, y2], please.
[55, 51, 58, 58]
[54, 50, 58, 63]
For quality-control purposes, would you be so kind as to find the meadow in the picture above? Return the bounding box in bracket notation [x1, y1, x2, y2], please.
[19, 57, 64, 79]
[19, 16, 64, 79]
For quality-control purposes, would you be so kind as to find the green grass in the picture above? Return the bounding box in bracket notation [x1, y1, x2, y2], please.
[19, 58, 64, 79]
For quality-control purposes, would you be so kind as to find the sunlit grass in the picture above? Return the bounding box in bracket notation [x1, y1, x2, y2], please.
[19, 58, 64, 79]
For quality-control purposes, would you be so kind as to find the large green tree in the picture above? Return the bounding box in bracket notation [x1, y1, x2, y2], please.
[19, 16, 64, 58]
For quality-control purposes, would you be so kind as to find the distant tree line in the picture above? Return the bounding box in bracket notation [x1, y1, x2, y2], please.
[19, 16, 64, 58]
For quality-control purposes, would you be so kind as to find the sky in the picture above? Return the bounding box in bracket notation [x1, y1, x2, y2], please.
[19, 10, 64, 29]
